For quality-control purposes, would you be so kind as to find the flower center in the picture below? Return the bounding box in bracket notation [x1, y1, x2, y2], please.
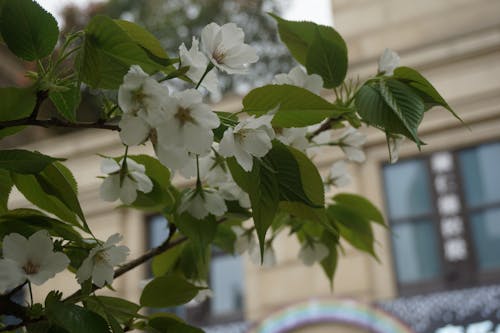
[93, 250, 109, 264]
[213, 47, 226, 64]
[23, 260, 40, 275]
[175, 107, 195, 126]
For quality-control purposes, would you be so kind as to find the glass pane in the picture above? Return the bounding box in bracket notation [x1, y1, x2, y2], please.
[210, 255, 244, 317]
[459, 142, 500, 207]
[470, 208, 500, 271]
[383, 160, 433, 219]
[148, 215, 170, 248]
[392, 220, 441, 284]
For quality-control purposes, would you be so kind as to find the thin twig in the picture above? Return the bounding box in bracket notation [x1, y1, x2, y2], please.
[0, 117, 120, 131]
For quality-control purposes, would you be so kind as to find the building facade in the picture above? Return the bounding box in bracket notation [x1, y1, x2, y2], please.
[6, 0, 500, 332]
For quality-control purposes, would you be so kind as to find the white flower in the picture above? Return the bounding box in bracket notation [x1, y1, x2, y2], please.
[388, 134, 405, 163]
[187, 280, 213, 306]
[219, 114, 275, 172]
[119, 114, 151, 146]
[250, 243, 276, 268]
[179, 37, 219, 94]
[201, 22, 258, 74]
[338, 127, 366, 163]
[0, 231, 69, 293]
[232, 226, 257, 255]
[99, 158, 153, 205]
[118, 65, 166, 126]
[328, 160, 351, 187]
[276, 127, 309, 152]
[155, 89, 220, 170]
[218, 180, 251, 208]
[273, 66, 323, 95]
[378, 48, 400, 76]
[76, 234, 129, 287]
[298, 242, 329, 266]
[178, 188, 227, 220]
[306, 127, 331, 158]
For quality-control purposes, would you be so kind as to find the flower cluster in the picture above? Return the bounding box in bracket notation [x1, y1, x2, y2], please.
[0, 231, 129, 294]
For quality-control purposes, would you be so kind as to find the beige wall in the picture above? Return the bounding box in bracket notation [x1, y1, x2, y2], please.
[6, 0, 500, 332]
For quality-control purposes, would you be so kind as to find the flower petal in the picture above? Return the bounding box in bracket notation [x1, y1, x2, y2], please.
[119, 115, 151, 146]
[2, 233, 28, 263]
[92, 261, 114, 287]
[0, 259, 25, 293]
[100, 175, 120, 202]
[120, 177, 138, 205]
[101, 158, 120, 174]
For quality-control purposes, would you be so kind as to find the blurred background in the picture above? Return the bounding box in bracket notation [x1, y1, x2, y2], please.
[2, 0, 500, 332]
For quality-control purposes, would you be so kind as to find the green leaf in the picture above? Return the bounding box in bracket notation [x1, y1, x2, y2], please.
[228, 158, 280, 256]
[378, 79, 425, 145]
[267, 141, 323, 207]
[0, 87, 36, 121]
[243, 84, 346, 127]
[270, 14, 347, 68]
[80, 15, 163, 89]
[213, 223, 237, 254]
[0, 149, 61, 174]
[319, 230, 339, 286]
[45, 295, 110, 333]
[126, 155, 174, 211]
[0, 169, 12, 213]
[0, 0, 59, 61]
[327, 204, 377, 258]
[355, 83, 422, 145]
[332, 193, 385, 226]
[140, 275, 201, 308]
[152, 241, 185, 277]
[11, 173, 80, 227]
[148, 314, 204, 333]
[49, 85, 81, 122]
[176, 213, 217, 256]
[305, 26, 348, 88]
[0, 126, 26, 140]
[114, 19, 169, 64]
[178, 240, 210, 281]
[35, 162, 89, 232]
[84, 296, 141, 324]
[0, 209, 83, 242]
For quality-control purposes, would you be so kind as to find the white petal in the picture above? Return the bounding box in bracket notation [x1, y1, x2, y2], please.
[92, 261, 114, 287]
[204, 191, 227, 217]
[130, 171, 153, 193]
[101, 158, 120, 175]
[342, 146, 366, 163]
[100, 175, 121, 202]
[378, 48, 400, 76]
[241, 129, 273, 157]
[106, 246, 129, 266]
[120, 177, 138, 205]
[201, 22, 221, 57]
[233, 144, 254, 172]
[76, 257, 93, 284]
[119, 115, 151, 146]
[41, 252, 70, 276]
[218, 128, 236, 158]
[155, 145, 190, 170]
[26, 230, 53, 266]
[298, 244, 316, 266]
[0, 259, 25, 293]
[104, 233, 123, 247]
[2, 233, 28, 264]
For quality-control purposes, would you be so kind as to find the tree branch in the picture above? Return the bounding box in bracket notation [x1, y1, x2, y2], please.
[0, 117, 120, 131]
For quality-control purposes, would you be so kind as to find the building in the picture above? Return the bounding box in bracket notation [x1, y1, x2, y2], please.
[5, 0, 500, 332]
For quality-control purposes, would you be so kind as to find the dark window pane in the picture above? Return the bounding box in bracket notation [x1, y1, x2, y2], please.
[210, 255, 244, 317]
[459, 142, 500, 207]
[470, 208, 500, 271]
[384, 160, 433, 219]
[392, 220, 441, 284]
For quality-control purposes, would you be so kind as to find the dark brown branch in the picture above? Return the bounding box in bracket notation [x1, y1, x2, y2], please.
[0, 117, 120, 131]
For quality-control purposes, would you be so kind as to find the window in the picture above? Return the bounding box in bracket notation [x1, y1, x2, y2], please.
[383, 141, 500, 296]
[146, 215, 246, 327]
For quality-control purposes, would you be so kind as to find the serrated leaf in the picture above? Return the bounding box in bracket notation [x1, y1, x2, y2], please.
[327, 204, 377, 258]
[0, 209, 82, 242]
[305, 26, 348, 88]
[140, 275, 201, 308]
[84, 296, 141, 325]
[0, 0, 59, 61]
[176, 212, 217, 260]
[227, 157, 279, 257]
[49, 85, 81, 122]
[35, 162, 89, 232]
[0, 86, 36, 121]
[378, 79, 425, 144]
[355, 84, 419, 144]
[243, 84, 346, 127]
[148, 314, 204, 333]
[319, 230, 339, 287]
[45, 296, 110, 333]
[152, 240, 185, 277]
[0, 169, 12, 213]
[12, 173, 80, 227]
[270, 14, 346, 67]
[0, 149, 61, 174]
[114, 19, 169, 64]
[80, 15, 163, 89]
[332, 193, 385, 226]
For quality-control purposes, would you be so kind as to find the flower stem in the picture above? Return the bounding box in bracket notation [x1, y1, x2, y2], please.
[195, 63, 214, 90]
[28, 282, 33, 306]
